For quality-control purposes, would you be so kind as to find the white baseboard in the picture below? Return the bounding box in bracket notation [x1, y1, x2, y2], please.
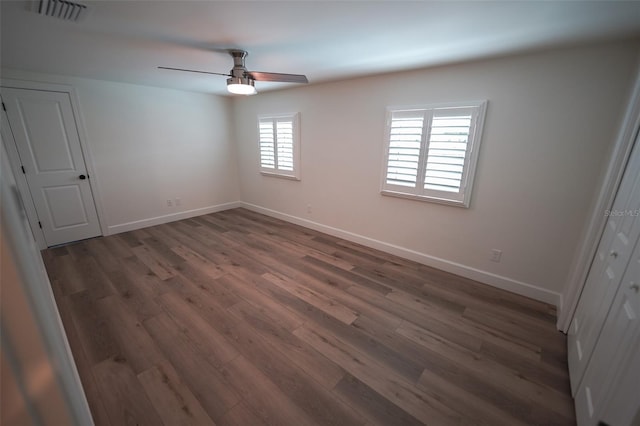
[106, 201, 242, 235]
[240, 202, 561, 308]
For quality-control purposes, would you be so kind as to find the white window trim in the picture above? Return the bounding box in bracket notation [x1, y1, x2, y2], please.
[258, 112, 301, 180]
[380, 100, 487, 208]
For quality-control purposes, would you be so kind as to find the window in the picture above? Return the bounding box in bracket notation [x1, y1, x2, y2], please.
[258, 113, 300, 180]
[382, 101, 487, 207]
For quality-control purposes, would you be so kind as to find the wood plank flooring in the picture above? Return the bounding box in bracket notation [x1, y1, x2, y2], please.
[42, 208, 575, 425]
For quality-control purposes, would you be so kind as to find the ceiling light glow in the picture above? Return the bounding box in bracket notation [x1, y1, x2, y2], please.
[227, 77, 257, 95]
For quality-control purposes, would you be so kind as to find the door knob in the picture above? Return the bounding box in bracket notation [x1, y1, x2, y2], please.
[630, 282, 640, 293]
[79, 174, 86, 180]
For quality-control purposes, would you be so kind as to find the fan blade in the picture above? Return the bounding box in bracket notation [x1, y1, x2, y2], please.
[249, 71, 308, 83]
[158, 66, 230, 77]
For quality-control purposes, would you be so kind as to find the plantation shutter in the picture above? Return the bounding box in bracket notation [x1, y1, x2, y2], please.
[381, 101, 486, 207]
[259, 119, 275, 169]
[385, 110, 425, 187]
[424, 109, 473, 193]
[258, 113, 300, 179]
[276, 119, 294, 171]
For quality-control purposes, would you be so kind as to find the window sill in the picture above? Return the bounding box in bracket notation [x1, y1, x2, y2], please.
[260, 171, 300, 181]
[380, 189, 469, 208]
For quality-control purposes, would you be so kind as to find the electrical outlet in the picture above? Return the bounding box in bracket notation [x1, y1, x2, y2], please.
[175, 197, 182, 206]
[166, 199, 173, 207]
[490, 249, 502, 263]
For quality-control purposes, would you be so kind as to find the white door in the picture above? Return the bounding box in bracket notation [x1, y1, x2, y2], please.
[568, 132, 640, 394]
[574, 237, 640, 426]
[1, 88, 101, 247]
[596, 326, 640, 426]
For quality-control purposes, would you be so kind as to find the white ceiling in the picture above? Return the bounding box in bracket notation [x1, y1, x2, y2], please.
[2, 1, 640, 96]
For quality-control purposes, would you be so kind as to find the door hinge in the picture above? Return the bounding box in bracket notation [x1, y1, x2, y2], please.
[2, 102, 6, 112]
[38, 221, 42, 229]
[21, 165, 26, 174]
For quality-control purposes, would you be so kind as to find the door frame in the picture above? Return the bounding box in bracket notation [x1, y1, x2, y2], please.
[558, 70, 640, 332]
[2, 140, 95, 425]
[0, 79, 107, 249]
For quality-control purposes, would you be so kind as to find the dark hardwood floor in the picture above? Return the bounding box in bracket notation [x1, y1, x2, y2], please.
[42, 208, 575, 425]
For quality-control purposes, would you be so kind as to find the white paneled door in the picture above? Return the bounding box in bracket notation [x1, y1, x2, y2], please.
[575, 233, 640, 425]
[2, 88, 101, 247]
[568, 131, 640, 394]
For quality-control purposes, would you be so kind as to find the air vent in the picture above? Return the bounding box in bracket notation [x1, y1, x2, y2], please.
[35, 0, 88, 22]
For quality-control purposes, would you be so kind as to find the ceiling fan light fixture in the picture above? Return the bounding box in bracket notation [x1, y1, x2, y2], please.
[227, 77, 257, 95]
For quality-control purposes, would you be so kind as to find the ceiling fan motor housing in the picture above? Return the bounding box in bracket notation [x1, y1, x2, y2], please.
[227, 76, 255, 87]
[230, 50, 250, 78]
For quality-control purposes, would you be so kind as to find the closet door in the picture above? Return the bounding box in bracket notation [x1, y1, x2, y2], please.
[574, 236, 640, 425]
[568, 133, 640, 394]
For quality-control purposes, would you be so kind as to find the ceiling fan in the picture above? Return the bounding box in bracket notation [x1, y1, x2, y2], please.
[159, 49, 308, 95]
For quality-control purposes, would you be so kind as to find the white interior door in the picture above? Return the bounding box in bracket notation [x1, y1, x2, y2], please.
[574, 235, 640, 426]
[568, 132, 640, 394]
[1, 87, 101, 247]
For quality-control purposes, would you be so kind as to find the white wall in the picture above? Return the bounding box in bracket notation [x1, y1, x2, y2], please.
[1, 69, 240, 234]
[232, 40, 640, 306]
[3, 41, 638, 307]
